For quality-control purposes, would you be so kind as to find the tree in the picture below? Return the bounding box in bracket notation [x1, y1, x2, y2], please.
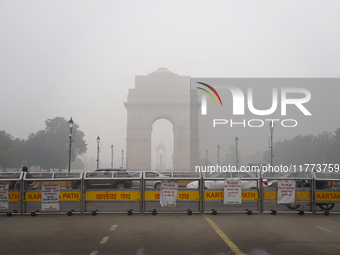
[199, 157, 213, 167]
[325, 127, 340, 165]
[0, 131, 17, 171]
[71, 157, 85, 170]
[242, 150, 265, 166]
[13, 138, 26, 170]
[263, 129, 340, 166]
[26, 117, 87, 171]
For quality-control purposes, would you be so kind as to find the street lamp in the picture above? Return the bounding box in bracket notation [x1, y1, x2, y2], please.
[206, 149, 208, 168]
[121, 149, 124, 169]
[83, 156, 87, 172]
[235, 136, 239, 170]
[111, 145, 114, 168]
[96, 136, 100, 169]
[217, 144, 220, 165]
[68, 117, 74, 173]
[269, 120, 275, 166]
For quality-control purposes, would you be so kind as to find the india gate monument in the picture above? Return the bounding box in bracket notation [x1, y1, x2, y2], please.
[124, 68, 199, 171]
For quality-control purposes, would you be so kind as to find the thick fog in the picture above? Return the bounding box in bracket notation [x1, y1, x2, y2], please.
[1, 1, 339, 170]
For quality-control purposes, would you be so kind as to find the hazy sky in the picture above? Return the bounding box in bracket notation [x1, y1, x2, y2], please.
[1, 1, 339, 170]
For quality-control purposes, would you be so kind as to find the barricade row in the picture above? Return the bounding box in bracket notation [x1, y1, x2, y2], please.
[0, 171, 339, 216]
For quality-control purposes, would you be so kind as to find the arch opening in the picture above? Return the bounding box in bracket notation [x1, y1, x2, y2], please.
[151, 119, 174, 171]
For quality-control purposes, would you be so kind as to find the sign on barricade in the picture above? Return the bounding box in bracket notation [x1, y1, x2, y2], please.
[42, 183, 60, 211]
[277, 180, 296, 204]
[0, 183, 9, 209]
[223, 178, 242, 204]
[160, 180, 178, 207]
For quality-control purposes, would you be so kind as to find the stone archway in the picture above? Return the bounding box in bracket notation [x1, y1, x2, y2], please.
[124, 68, 198, 171]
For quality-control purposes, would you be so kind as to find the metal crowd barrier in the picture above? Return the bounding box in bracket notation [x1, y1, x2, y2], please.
[313, 172, 340, 215]
[0, 172, 23, 216]
[261, 171, 313, 215]
[23, 172, 83, 216]
[4, 169, 340, 217]
[143, 171, 201, 215]
[83, 170, 142, 215]
[203, 171, 261, 215]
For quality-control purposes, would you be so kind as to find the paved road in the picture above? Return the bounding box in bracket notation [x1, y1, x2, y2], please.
[1, 213, 340, 255]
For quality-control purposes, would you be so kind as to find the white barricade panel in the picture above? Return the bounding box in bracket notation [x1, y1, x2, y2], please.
[0, 173, 22, 215]
[203, 172, 260, 214]
[314, 172, 340, 213]
[144, 171, 201, 213]
[23, 172, 83, 215]
[84, 170, 142, 214]
[262, 171, 313, 213]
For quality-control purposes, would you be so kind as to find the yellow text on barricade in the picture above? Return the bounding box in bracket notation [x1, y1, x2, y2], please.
[144, 191, 200, 201]
[25, 191, 81, 202]
[85, 191, 141, 201]
[316, 192, 340, 201]
[204, 190, 258, 202]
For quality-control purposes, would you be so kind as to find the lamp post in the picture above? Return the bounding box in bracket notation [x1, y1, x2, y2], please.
[83, 156, 87, 172]
[121, 150, 124, 169]
[96, 136, 100, 169]
[111, 145, 114, 168]
[206, 149, 208, 168]
[269, 120, 275, 166]
[68, 117, 74, 173]
[235, 136, 239, 170]
[217, 144, 220, 165]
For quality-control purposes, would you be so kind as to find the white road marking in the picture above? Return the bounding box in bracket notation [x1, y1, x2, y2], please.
[90, 251, 98, 255]
[110, 224, 118, 231]
[100, 236, 110, 244]
[315, 226, 333, 233]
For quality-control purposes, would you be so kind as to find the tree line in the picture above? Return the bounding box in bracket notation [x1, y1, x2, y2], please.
[0, 117, 87, 171]
[200, 126, 340, 168]
[263, 127, 340, 166]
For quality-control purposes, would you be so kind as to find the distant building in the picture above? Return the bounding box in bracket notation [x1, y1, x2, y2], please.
[156, 142, 166, 171]
[124, 68, 199, 171]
